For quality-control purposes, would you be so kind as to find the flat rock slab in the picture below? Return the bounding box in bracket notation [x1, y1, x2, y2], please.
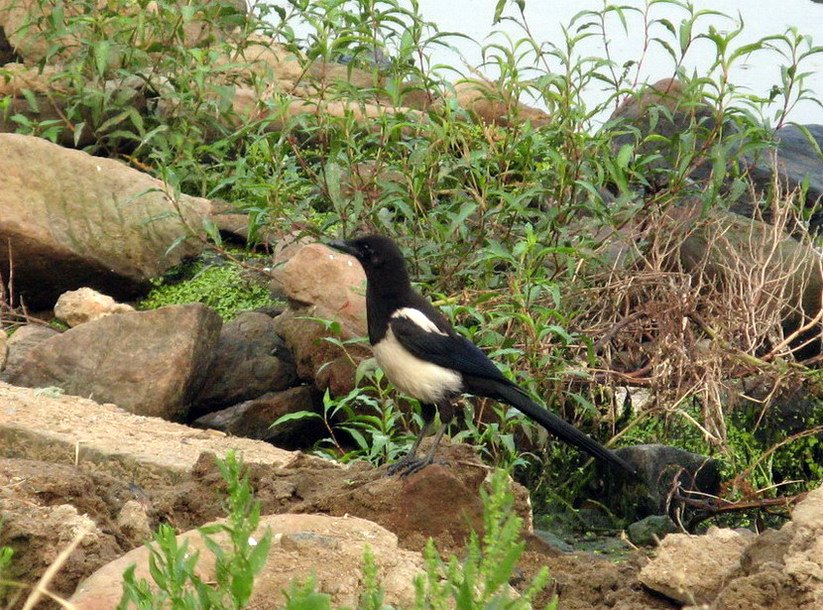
[0, 382, 301, 486]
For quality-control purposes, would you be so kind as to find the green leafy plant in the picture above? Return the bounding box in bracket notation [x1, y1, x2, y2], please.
[413, 469, 556, 610]
[118, 451, 272, 609]
[114, 458, 554, 609]
[272, 359, 422, 465]
[265, 469, 556, 610]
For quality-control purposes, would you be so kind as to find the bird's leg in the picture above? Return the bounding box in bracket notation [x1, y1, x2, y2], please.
[387, 402, 435, 476]
[387, 401, 454, 477]
[387, 423, 448, 477]
[386, 419, 433, 476]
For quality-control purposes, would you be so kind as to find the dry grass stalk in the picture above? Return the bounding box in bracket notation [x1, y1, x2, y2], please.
[19, 526, 86, 610]
[575, 171, 823, 449]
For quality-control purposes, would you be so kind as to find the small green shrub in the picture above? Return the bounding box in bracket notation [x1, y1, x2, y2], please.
[272, 354, 423, 466]
[413, 469, 556, 610]
[118, 451, 273, 609]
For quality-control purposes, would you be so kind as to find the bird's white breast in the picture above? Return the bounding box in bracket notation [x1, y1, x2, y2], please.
[372, 312, 463, 404]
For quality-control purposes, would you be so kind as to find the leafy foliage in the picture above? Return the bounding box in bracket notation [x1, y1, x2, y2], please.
[272, 470, 557, 610]
[118, 451, 273, 609]
[413, 469, 556, 610]
[5, 0, 822, 521]
[112, 458, 554, 609]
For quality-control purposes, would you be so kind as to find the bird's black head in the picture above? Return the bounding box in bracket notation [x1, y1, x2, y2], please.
[327, 234, 406, 275]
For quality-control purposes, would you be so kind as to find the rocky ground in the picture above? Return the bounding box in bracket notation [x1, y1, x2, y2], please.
[0, 129, 820, 607]
[0, 134, 820, 606]
[1, 383, 672, 609]
[2, 382, 822, 609]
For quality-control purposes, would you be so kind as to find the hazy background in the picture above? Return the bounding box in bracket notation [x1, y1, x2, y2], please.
[265, 0, 823, 125]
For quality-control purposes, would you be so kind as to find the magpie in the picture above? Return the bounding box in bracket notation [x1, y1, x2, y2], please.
[328, 234, 637, 477]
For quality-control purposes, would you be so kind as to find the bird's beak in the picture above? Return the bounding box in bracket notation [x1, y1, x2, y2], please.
[327, 239, 360, 259]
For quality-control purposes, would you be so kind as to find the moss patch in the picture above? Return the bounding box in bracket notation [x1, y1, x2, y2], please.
[139, 259, 277, 320]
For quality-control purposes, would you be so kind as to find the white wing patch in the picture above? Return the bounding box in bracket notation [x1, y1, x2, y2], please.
[392, 307, 447, 336]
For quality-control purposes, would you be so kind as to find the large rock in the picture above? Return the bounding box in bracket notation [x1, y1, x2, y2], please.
[190, 311, 297, 418]
[607, 444, 721, 521]
[639, 526, 755, 605]
[1, 323, 59, 377]
[640, 490, 823, 608]
[1, 304, 222, 420]
[193, 386, 322, 448]
[122, 439, 530, 556]
[0, 133, 212, 308]
[70, 513, 425, 609]
[271, 243, 371, 396]
[712, 485, 823, 609]
[273, 308, 371, 396]
[272, 242, 367, 330]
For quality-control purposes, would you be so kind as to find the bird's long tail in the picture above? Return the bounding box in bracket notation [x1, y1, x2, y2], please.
[473, 378, 637, 476]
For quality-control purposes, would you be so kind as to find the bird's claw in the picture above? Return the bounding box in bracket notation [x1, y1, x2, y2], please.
[386, 457, 449, 477]
[387, 456, 430, 477]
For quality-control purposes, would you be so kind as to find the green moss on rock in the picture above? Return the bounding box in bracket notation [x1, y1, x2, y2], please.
[139, 261, 276, 320]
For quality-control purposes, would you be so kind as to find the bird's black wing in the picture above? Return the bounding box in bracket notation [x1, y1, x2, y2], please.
[389, 309, 639, 476]
[388, 315, 509, 382]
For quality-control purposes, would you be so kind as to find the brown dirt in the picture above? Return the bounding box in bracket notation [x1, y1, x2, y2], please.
[1, 443, 674, 609]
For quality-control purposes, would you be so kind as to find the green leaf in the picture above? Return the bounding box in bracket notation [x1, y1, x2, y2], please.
[269, 411, 321, 429]
[493, 0, 507, 24]
[344, 427, 369, 451]
[615, 143, 634, 169]
[248, 531, 273, 573]
[20, 88, 39, 112]
[94, 40, 110, 77]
